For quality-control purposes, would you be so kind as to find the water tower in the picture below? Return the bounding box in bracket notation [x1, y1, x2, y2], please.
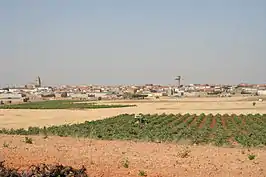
[35, 76, 41, 88]
[175, 76, 181, 87]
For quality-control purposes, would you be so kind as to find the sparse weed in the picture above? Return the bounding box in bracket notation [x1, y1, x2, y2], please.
[177, 148, 191, 158]
[24, 137, 33, 144]
[139, 170, 147, 176]
[122, 158, 129, 168]
[90, 160, 95, 165]
[43, 126, 48, 139]
[3, 142, 9, 148]
[248, 154, 256, 160]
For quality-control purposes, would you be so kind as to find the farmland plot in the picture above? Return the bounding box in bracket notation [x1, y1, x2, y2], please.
[0, 100, 135, 109]
[1, 113, 266, 147]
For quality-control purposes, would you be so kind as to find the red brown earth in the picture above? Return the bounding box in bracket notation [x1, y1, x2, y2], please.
[0, 135, 265, 177]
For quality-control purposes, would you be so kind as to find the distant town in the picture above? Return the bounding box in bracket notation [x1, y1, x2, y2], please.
[0, 76, 266, 104]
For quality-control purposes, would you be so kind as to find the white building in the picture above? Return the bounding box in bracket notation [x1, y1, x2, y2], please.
[0, 93, 22, 99]
[257, 90, 266, 96]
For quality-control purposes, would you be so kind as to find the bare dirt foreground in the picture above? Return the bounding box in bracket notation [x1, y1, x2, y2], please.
[0, 135, 265, 177]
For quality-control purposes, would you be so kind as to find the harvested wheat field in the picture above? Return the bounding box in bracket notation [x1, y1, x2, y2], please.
[0, 135, 266, 177]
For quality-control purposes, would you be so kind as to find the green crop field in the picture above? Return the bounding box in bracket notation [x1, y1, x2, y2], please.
[1, 113, 266, 147]
[0, 100, 135, 109]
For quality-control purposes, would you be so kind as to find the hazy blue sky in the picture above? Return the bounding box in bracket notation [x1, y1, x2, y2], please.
[0, 0, 266, 86]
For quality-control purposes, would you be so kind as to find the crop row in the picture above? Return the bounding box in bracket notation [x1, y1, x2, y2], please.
[1, 113, 266, 147]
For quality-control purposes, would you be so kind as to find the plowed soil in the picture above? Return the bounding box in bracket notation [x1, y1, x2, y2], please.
[210, 118, 216, 128]
[221, 117, 227, 128]
[0, 135, 265, 177]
